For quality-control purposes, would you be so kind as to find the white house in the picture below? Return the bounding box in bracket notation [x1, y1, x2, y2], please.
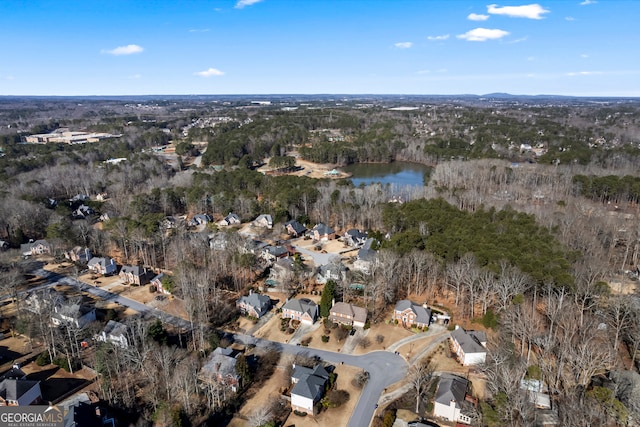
[433, 374, 473, 424]
[290, 364, 330, 416]
[52, 304, 97, 329]
[450, 326, 487, 366]
[95, 320, 129, 348]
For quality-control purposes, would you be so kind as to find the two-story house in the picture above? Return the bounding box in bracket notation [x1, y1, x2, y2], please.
[119, 265, 151, 286]
[199, 347, 241, 392]
[284, 220, 306, 237]
[95, 320, 129, 348]
[393, 300, 432, 328]
[290, 364, 330, 416]
[329, 302, 368, 328]
[87, 257, 117, 276]
[282, 298, 318, 325]
[450, 326, 487, 366]
[236, 291, 272, 318]
[311, 223, 335, 241]
[433, 374, 474, 425]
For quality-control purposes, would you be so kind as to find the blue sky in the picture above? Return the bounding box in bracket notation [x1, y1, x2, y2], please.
[1, 0, 638, 96]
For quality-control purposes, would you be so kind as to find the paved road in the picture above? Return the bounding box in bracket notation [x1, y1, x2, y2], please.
[233, 333, 408, 427]
[291, 244, 336, 266]
[31, 268, 192, 331]
[27, 267, 417, 427]
[386, 324, 447, 353]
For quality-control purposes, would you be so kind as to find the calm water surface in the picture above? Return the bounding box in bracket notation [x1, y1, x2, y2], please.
[342, 161, 431, 187]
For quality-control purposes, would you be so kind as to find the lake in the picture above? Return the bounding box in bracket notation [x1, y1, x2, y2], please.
[342, 161, 431, 188]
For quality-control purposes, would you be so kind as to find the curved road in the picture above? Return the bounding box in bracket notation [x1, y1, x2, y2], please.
[233, 334, 408, 427]
[29, 266, 414, 427]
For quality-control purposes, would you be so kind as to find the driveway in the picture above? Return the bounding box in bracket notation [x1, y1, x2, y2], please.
[287, 321, 321, 345]
[233, 333, 408, 427]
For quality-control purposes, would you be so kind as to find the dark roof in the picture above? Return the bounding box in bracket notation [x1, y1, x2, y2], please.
[265, 245, 289, 257]
[237, 293, 271, 315]
[102, 320, 128, 337]
[291, 364, 330, 400]
[312, 223, 335, 235]
[357, 238, 377, 261]
[120, 265, 145, 276]
[283, 298, 318, 318]
[64, 401, 100, 427]
[0, 366, 26, 381]
[434, 374, 468, 407]
[0, 378, 40, 403]
[285, 220, 306, 235]
[345, 229, 367, 240]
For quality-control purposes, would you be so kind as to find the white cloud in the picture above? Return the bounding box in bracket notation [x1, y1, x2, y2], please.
[457, 28, 509, 41]
[189, 29, 210, 33]
[427, 34, 450, 41]
[394, 42, 413, 49]
[468, 13, 490, 21]
[566, 71, 602, 76]
[3, 75, 14, 80]
[565, 16, 575, 21]
[194, 68, 225, 77]
[580, 53, 589, 58]
[487, 4, 550, 19]
[235, 0, 263, 9]
[527, 56, 535, 61]
[128, 74, 142, 79]
[102, 44, 144, 55]
[580, 0, 596, 5]
[508, 37, 528, 44]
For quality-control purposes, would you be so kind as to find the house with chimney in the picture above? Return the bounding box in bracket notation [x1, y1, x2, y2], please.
[87, 257, 117, 276]
[119, 265, 151, 285]
[290, 364, 330, 416]
[236, 291, 272, 319]
[329, 302, 367, 328]
[433, 374, 475, 424]
[282, 298, 318, 325]
[393, 300, 432, 329]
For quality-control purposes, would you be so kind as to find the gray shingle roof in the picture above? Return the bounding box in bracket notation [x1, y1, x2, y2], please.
[434, 374, 468, 407]
[451, 327, 486, 354]
[313, 223, 334, 235]
[291, 365, 330, 399]
[395, 300, 431, 325]
[237, 293, 271, 316]
[283, 298, 318, 319]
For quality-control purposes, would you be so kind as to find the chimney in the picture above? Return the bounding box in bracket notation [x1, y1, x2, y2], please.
[249, 289, 252, 296]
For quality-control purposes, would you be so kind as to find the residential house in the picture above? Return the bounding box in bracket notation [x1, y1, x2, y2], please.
[64, 247, 92, 264]
[87, 257, 117, 276]
[343, 229, 368, 247]
[0, 240, 9, 251]
[95, 320, 129, 348]
[329, 302, 367, 328]
[72, 204, 95, 219]
[20, 239, 51, 256]
[282, 298, 318, 325]
[260, 245, 291, 264]
[433, 374, 474, 424]
[450, 326, 487, 366]
[253, 214, 273, 229]
[393, 300, 431, 328]
[219, 212, 241, 226]
[188, 213, 212, 227]
[284, 220, 306, 237]
[150, 272, 172, 294]
[352, 238, 377, 274]
[52, 303, 97, 329]
[0, 377, 42, 406]
[0, 365, 26, 381]
[316, 262, 347, 284]
[311, 223, 335, 241]
[119, 265, 151, 285]
[236, 291, 272, 318]
[268, 258, 296, 289]
[199, 347, 241, 392]
[23, 289, 64, 314]
[64, 400, 115, 427]
[290, 364, 330, 416]
[520, 379, 552, 410]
